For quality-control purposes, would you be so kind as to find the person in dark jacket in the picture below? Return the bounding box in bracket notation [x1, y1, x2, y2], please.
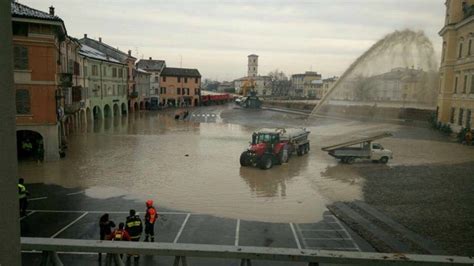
[18, 178, 30, 217]
[99, 213, 115, 261]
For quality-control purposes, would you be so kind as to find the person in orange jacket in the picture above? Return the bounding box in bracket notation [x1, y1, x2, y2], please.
[111, 223, 131, 241]
[144, 199, 159, 242]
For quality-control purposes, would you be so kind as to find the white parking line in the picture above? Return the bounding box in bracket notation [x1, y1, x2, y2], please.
[234, 219, 240, 246]
[173, 213, 191, 243]
[289, 223, 302, 250]
[20, 210, 36, 221]
[66, 191, 84, 196]
[50, 212, 89, 238]
[28, 196, 48, 201]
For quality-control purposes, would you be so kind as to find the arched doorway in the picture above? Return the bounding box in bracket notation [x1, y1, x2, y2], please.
[79, 109, 86, 126]
[93, 106, 102, 120]
[113, 103, 120, 117]
[104, 104, 112, 118]
[145, 101, 150, 110]
[168, 99, 176, 107]
[86, 107, 92, 122]
[134, 102, 139, 112]
[140, 101, 145, 110]
[194, 99, 199, 107]
[121, 103, 127, 115]
[16, 130, 44, 162]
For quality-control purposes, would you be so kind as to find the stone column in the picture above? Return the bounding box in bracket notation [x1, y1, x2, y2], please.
[0, 2, 22, 265]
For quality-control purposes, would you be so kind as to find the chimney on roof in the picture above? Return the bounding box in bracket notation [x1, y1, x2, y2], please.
[128, 50, 131, 56]
[49, 6, 55, 16]
[84, 33, 87, 39]
[149, 57, 152, 60]
[99, 37, 102, 42]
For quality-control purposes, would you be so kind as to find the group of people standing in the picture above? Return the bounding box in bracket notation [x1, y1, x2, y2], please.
[99, 200, 159, 262]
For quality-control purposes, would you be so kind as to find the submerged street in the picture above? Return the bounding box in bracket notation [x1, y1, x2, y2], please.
[19, 105, 474, 258]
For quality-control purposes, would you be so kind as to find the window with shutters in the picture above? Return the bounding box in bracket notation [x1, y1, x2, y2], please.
[466, 109, 472, 128]
[16, 89, 31, 114]
[92, 65, 98, 76]
[450, 108, 455, 123]
[14, 45, 28, 70]
[68, 59, 74, 73]
[458, 108, 464, 126]
[463, 75, 468, 93]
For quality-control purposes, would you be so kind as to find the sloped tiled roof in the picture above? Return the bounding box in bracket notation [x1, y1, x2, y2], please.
[136, 59, 166, 71]
[161, 67, 201, 78]
[11, 2, 63, 22]
[79, 37, 136, 63]
[79, 44, 122, 64]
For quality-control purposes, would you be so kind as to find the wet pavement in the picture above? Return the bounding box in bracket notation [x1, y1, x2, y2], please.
[18, 104, 474, 261]
[20, 184, 373, 265]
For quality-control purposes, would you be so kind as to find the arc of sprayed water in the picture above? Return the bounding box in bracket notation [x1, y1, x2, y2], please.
[304, 29, 438, 124]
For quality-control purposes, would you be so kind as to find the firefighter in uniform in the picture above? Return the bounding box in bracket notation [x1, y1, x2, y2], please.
[125, 209, 143, 261]
[145, 199, 159, 242]
[18, 178, 29, 217]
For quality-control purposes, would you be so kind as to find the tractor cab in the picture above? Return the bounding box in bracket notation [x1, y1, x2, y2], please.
[252, 132, 280, 145]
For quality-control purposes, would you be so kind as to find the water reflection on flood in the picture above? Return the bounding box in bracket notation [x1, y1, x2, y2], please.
[18, 107, 365, 223]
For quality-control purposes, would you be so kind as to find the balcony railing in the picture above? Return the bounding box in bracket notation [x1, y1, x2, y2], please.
[64, 102, 81, 114]
[129, 91, 139, 98]
[59, 73, 72, 88]
[21, 237, 474, 266]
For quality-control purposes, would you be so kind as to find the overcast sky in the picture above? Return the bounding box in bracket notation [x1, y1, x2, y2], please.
[22, 0, 445, 81]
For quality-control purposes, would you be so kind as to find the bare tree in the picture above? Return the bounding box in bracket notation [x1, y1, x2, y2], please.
[268, 69, 290, 96]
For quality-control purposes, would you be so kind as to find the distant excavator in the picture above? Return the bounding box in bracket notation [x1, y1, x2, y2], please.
[236, 78, 262, 108]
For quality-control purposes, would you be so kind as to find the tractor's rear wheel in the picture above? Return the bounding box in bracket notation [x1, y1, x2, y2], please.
[297, 145, 304, 156]
[240, 152, 251, 167]
[259, 154, 274, 170]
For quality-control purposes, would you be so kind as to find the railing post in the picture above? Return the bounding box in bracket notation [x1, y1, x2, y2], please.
[173, 255, 188, 266]
[240, 258, 252, 266]
[40, 251, 63, 266]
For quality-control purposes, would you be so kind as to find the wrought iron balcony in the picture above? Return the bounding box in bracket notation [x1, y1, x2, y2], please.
[59, 73, 72, 87]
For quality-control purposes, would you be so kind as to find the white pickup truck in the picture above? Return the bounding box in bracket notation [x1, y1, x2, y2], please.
[322, 132, 393, 164]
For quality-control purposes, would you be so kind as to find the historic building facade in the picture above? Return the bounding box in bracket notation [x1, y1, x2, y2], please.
[438, 0, 474, 131]
[11, 2, 67, 161]
[136, 58, 166, 109]
[79, 44, 128, 121]
[160, 67, 201, 107]
[79, 35, 136, 112]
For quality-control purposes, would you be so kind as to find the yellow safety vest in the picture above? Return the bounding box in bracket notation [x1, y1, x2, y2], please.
[18, 184, 27, 199]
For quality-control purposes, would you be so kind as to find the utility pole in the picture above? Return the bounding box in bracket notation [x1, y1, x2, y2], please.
[0, 1, 22, 265]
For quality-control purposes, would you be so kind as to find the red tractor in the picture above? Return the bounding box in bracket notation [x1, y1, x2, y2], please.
[240, 128, 310, 170]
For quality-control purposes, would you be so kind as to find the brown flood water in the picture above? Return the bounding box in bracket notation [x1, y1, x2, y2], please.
[19, 106, 473, 223]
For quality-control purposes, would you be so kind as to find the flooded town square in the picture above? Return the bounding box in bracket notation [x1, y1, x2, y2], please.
[19, 105, 474, 257]
[4, 1, 474, 265]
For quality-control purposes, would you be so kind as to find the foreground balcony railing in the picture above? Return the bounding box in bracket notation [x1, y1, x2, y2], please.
[21, 237, 474, 266]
